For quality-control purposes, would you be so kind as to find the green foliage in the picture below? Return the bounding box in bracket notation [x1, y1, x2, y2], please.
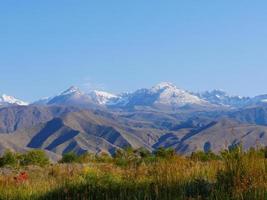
[0, 146, 267, 200]
[20, 150, 50, 167]
[114, 147, 142, 167]
[60, 151, 98, 164]
[0, 150, 50, 168]
[135, 147, 152, 158]
[216, 145, 267, 199]
[96, 152, 112, 163]
[154, 147, 175, 159]
[0, 150, 18, 167]
[185, 178, 212, 198]
[217, 146, 245, 190]
[78, 152, 95, 163]
[190, 150, 221, 162]
[60, 152, 80, 163]
[259, 146, 267, 158]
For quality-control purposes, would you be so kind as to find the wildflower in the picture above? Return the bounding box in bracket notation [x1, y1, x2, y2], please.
[13, 172, 28, 183]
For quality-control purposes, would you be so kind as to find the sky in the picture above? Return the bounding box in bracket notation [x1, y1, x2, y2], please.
[1, 1, 267, 101]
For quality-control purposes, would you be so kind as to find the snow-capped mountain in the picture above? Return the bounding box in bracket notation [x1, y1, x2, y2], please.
[33, 83, 210, 110]
[197, 90, 251, 108]
[37, 87, 120, 107]
[112, 82, 210, 110]
[89, 90, 119, 105]
[30, 83, 267, 110]
[151, 82, 208, 107]
[60, 86, 83, 96]
[47, 86, 97, 107]
[0, 94, 28, 106]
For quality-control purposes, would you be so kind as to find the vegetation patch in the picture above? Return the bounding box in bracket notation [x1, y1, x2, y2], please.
[0, 147, 266, 199]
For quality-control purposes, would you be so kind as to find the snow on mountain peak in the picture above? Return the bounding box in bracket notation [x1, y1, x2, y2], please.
[0, 94, 28, 106]
[60, 86, 82, 96]
[90, 90, 118, 105]
[197, 90, 250, 107]
[150, 82, 207, 106]
[152, 82, 177, 91]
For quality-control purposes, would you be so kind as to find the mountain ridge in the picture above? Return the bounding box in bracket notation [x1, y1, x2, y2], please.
[27, 82, 267, 110]
[0, 82, 267, 111]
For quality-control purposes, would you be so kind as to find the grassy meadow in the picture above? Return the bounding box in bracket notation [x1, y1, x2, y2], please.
[0, 147, 266, 200]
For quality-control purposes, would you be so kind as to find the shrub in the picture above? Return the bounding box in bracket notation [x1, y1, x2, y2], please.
[259, 146, 267, 158]
[0, 150, 18, 167]
[0, 147, 266, 199]
[60, 152, 80, 163]
[114, 147, 143, 167]
[20, 150, 50, 167]
[78, 152, 95, 163]
[154, 147, 176, 159]
[96, 152, 112, 163]
[216, 145, 266, 198]
[135, 147, 152, 158]
[190, 150, 220, 162]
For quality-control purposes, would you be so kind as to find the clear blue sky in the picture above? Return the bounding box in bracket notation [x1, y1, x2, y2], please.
[1, 1, 267, 101]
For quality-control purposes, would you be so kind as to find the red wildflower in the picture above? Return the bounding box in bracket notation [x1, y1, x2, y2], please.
[14, 172, 28, 183]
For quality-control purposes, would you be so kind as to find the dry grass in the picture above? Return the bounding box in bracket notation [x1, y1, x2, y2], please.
[0, 149, 266, 200]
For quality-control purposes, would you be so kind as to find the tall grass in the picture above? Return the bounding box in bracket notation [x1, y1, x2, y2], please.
[0, 147, 266, 200]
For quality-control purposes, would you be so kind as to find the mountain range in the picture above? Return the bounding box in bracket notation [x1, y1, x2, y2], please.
[25, 82, 267, 110]
[1, 82, 267, 161]
[2, 82, 267, 110]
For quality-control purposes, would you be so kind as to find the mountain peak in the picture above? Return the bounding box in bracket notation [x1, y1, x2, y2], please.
[210, 89, 226, 94]
[90, 90, 118, 105]
[0, 94, 28, 106]
[92, 90, 117, 98]
[197, 90, 250, 107]
[61, 86, 82, 96]
[152, 82, 177, 91]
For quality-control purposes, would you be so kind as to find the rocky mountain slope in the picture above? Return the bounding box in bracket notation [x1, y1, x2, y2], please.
[0, 104, 266, 159]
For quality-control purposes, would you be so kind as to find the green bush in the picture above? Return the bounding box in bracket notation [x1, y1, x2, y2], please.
[114, 148, 142, 167]
[259, 146, 267, 158]
[0, 150, 18, 167]
[216, 145, 263, 198]
[134, 147, 152, 158]
[154, 147, 175, 159]
[60, 152, 80, 163]
[190, 150, 220, 162]
[20, 150, 50, 167]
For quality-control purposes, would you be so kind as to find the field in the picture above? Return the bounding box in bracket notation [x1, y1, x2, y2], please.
[0, 147, 266, 200]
